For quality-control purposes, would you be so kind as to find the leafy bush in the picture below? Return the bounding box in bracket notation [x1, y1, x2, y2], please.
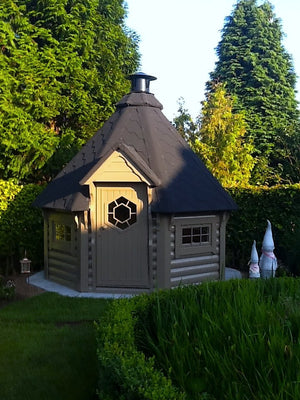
[0, 276, 15, 300]
[95, 298, 185, 400]
[134, 279, 300, 400]
[0, 180, 22, 211]
[226, 184, 300, 273]
[0, 180, 44, 274]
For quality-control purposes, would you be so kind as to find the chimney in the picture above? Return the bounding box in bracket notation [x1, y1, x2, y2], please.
[129, 72, 157, 93]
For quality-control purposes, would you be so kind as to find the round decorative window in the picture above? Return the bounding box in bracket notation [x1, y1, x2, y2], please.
[108, 196, 137, 230]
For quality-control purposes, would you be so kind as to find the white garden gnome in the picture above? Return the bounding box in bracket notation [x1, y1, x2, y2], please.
[249, 240, 260, 279]
[260, 220, 277, 279]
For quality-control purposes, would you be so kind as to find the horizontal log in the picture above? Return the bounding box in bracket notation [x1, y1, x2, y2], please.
[48, 273, 79, 291]
[171, 263, 219, 278]
[171, 254, 219, 268]
[48, 266, 79, 284]
[49, 250, 78, 266]
[171, 271, 219, 286]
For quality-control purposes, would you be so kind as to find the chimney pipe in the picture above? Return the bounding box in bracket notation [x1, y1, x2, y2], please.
[128, 72, 157, 93]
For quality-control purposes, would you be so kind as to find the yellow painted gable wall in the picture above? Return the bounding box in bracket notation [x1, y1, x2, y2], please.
[82, 151, 152, 185]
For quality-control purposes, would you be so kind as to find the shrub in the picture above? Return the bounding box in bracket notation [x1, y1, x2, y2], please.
[0, 180, 44, 275]
[226, 184, 300, 274]
[0, 276, 15, 300]
[134, 279, 300, 400]
[0, 180, 21, 211]
[95, 298, 185, 400]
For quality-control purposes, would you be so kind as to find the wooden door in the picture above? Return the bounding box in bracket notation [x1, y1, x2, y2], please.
[96, 183, 149, 287]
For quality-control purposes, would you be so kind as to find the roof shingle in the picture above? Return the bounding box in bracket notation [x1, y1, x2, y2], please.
[34, 90, 237, 213]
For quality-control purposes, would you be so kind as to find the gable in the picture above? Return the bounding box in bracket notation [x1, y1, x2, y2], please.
[80, 150, 156, 186]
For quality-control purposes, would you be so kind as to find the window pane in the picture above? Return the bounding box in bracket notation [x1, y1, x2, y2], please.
[55, 224, 71, 242]
[182, 236, 192, 244]
[65, 226, 71, 241]
[55, 224, 65, 241]
[182, 228, 191, 236]
[193, 227, 200, 235]
[108, 202, 115, 213]
[202, 226, 209, 235]
[201, 234, 210, 243]
[193, 235, 200, 243]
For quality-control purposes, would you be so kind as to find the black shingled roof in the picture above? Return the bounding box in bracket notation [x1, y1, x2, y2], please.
[34, 81, 237, 213]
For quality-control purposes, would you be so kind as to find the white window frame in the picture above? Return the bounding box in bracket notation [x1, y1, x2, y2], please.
[174, 216, 217, 258]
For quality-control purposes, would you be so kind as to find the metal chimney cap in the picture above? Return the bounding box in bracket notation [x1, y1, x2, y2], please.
[128, 72, 157, 93]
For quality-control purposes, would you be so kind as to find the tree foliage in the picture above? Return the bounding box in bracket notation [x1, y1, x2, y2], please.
[226, 184, 300, 274]
[193, 83, 255, 187]
[209, 0, 300, 184]
[173, 97, 198, 143]
[0, 0, 139, 182]
[0, 180, 44, 274]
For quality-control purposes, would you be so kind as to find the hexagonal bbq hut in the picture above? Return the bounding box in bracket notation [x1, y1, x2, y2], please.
[34, 73, 237, 293]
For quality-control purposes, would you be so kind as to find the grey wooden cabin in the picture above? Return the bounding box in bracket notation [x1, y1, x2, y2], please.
[34, 73, 237, 293]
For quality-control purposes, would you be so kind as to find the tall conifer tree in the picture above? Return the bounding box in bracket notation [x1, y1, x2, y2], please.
[0, 0, 139, 182]
[209, 0, 300, 184]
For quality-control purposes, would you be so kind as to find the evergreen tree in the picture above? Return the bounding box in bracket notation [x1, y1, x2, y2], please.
[193, 83, 255, 187]
[0, 0, 139, 182]
[209, 0, 300, 184]
[173, 97, 199, 143]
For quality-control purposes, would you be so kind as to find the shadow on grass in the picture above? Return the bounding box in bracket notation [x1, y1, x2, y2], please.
[0, 292, 111, 400]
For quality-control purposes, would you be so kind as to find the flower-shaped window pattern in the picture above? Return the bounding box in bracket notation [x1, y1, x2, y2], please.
[108, 196, 137, 230]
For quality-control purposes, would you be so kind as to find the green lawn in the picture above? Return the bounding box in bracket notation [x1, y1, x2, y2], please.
[0, 293, 110, 400]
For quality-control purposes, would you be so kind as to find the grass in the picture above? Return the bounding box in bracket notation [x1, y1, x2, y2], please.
[3, 279, 300, 400]
[0, 292, 110, 400]
[135, 278, 300, 400]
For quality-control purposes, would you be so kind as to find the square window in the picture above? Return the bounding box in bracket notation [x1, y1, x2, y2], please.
[174, 217, 217, 258]
[181, 225, 211, 246]
[55, 224, 71, 242]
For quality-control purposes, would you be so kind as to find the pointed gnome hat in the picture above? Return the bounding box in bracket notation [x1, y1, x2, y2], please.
[262, 220, 275, 252]
[250, 240, 259, 263]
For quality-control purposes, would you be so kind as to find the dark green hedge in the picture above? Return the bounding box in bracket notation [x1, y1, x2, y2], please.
[0, 180, 44, 275]
[226, 184, 300, 274]
[95, 298, 186, 400]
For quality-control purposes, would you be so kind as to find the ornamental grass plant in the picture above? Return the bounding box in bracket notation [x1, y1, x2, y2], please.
[134, 278, 300, 400]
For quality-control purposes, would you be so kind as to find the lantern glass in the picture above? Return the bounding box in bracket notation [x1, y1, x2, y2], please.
[20, 257, 31, 274]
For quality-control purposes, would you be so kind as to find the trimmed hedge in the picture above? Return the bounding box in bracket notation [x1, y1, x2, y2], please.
[95, 298, 186, 400]
[97, 279, 300, 399]
[226, 184, 300, 274]
[0, 180, 44, 274]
